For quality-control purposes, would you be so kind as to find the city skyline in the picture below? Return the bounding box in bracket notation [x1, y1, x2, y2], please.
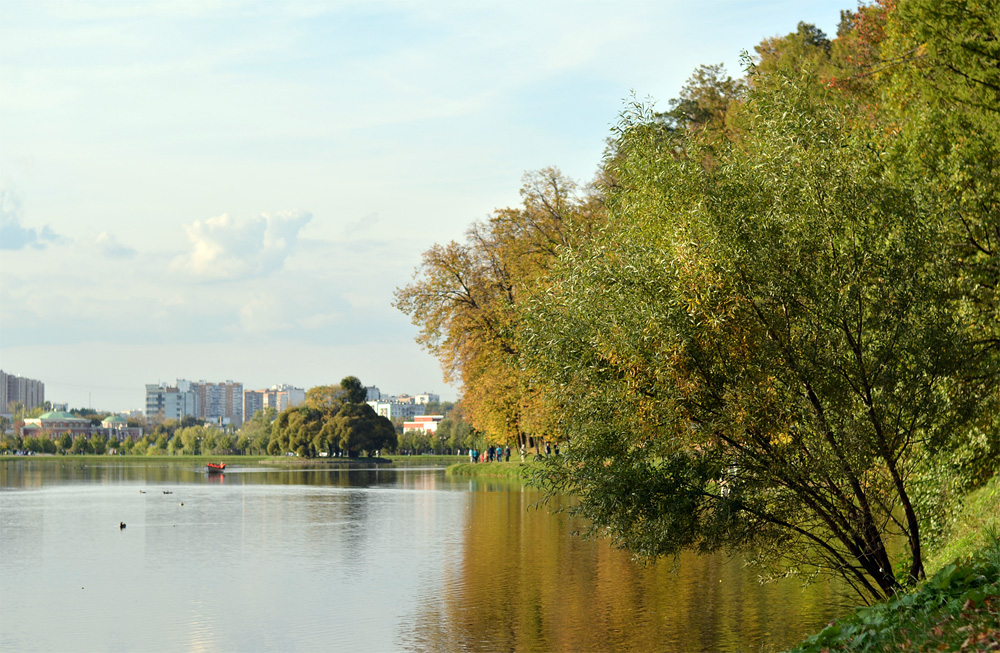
[1, 0, 849, 412]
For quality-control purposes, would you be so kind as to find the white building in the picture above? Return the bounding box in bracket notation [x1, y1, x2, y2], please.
[145, 382, 199, 421]
[145, 379, 244, 425]
[367, 400, 426, 421]
[415, 393, 440, 405]
[403, 415, 444, 434]
[243, 384, 305, 419]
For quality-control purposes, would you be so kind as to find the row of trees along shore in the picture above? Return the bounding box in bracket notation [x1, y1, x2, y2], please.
[394, 0, 999, 603]
[2, 376, 480, 458]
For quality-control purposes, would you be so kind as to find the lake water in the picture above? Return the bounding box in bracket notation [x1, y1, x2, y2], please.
[0, 459, 845, 652]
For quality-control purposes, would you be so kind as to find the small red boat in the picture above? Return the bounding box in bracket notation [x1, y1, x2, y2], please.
[206, 462, 226, 473]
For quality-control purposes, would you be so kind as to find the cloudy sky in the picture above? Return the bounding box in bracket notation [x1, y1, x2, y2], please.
[0, 0, 849, 412]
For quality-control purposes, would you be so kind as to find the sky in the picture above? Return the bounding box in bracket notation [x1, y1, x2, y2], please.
[0, 0, 851, 413]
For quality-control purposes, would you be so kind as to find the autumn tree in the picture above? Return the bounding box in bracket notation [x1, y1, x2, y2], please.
[395, 168, 605, 451]
[521, 17, 996, 600]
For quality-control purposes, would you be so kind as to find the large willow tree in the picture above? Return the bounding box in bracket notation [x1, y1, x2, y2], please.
[522, 34, 996, 601]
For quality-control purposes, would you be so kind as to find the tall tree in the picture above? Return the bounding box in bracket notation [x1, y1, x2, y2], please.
[395, 168, 604, 449]
[333, 403, 396, 457]
[522, 48, 995, 602]
[269, 377, 389, 457]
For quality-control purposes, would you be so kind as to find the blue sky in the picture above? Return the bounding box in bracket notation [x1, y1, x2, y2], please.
[0, 0, 851, 412]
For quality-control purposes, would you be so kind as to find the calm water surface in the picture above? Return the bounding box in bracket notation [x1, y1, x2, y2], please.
[0, 460, 846, 652]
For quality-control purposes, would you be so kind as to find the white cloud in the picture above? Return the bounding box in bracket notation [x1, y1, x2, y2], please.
[171, 210, 312, 280]
[236, 289, 345, 337]
[0, 190, 71, 250]
[94, 231, 136, 259]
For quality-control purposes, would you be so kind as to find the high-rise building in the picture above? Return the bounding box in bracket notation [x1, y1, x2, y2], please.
[243, 384, 305, 420]
[195, 380, 244, 427]
[1, 370, 45, 413]
[145, 379, 243, 425]
[145, 381, 199, 422]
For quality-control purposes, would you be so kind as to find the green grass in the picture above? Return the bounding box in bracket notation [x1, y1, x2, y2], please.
[925, 475, 1000, 573]
[789, 538, 1000, 652]
[446, 461, 533, 479]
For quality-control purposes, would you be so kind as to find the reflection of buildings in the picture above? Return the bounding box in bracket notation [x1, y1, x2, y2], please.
[19, 411, 142, 441]
[1, 370, 45, 412]
[243, 384, 305, 420]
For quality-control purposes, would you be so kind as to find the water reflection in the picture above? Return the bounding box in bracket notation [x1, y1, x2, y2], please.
[0, 460, 845, 652]
[400, 484, 843, 652]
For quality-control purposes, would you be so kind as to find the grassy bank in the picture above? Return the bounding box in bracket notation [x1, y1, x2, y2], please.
[789, 475, 1000, 652]
[446, 461, 533, 479]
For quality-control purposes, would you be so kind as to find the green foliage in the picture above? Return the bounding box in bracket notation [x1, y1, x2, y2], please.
[791, 537, 1000, 652]
[446, 462, 531, 479]
[656, 63, 744, 136]
[338, 376, 367, 404]
[57, 433, 72, 454]
[69, 436, 91, 454]
[520, 23, 996, 600]
[238, 407, 276, 455]
[924, 473, 1000, 573]
[268, 377, 393, 457]
[392, 0, 999, 608]
[132, 436, 149, 455]
[397, 429, 432, 454]
[331, 403, 396, 457]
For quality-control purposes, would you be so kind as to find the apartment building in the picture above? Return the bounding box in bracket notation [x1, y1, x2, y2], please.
[367, 400, 426, 421]
[145, 381, 199, 421]
[145, 379, 243, 426]
[196, 380, 244, 427]
[243, 384, 305, 420]
[1, 370, 45, 412]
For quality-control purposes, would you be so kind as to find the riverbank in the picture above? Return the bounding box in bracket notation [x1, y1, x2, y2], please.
[789, 474, 1000, 652]
[446, 461, 533, 479]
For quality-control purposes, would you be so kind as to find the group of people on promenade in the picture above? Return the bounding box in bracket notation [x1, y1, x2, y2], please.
[469, 445, 510, 463]
[467, 442, 560, 463]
